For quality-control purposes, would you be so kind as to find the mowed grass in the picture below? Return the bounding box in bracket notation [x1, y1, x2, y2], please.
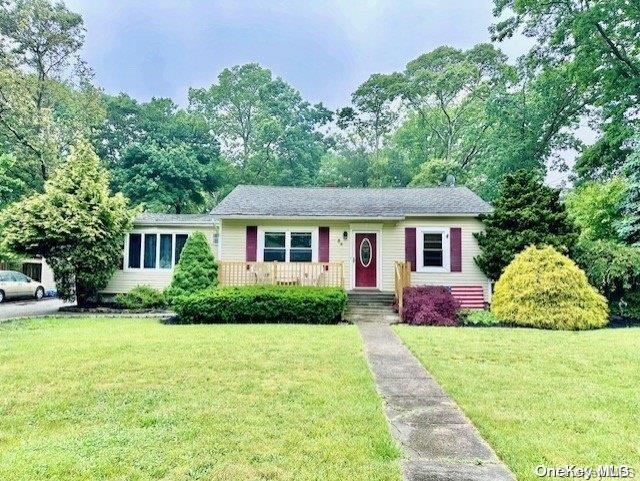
[0, 318, 401, 481]
[394, 326, 640, 481]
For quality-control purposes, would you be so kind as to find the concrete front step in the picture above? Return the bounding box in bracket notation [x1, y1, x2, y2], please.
[344, 306, 398, 323]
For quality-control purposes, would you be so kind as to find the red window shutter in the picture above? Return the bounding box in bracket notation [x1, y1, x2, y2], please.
[246, 226, 257, 261]
[319, 227, 330, 262]
[405, 227, 416, 272]
[450, 227, 462, 272]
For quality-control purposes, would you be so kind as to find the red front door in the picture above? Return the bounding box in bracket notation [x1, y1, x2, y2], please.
[355, 233, 377, 288]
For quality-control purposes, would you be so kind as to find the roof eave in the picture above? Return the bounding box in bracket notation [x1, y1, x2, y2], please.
[216, 214, 406, 221]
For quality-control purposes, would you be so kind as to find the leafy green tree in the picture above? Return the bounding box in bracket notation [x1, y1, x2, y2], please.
[0, 0, 103, 186]
[617, 138, 640, 245]
[94, 95, 220, 169]
[474, 64, 586, 198]
[492, 0, 640, 180]
[93, 95, 225, 213]
[337, 73, 403, 156]
[409, 158, 465, 187]
[0, 153, 32, 206]
[115, 142, 221, 214]
[165, 231, 217, 301]
[398, 44, 508, 167]
[0, 140, 135, 305]
[474, 170, 577, 280]
[573, 240, 640, 319]
[189, 63, 332, 185]
[566, 177, 627, 243]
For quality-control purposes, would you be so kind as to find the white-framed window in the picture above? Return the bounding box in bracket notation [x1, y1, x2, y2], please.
[258, 228, 317, 262]
[125, 231, 189, 270]
[416, 227, 450, 272]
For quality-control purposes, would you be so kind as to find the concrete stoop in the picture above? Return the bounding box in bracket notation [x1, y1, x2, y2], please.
[358, 322, 515, 481]
[344, 291, 399, 323]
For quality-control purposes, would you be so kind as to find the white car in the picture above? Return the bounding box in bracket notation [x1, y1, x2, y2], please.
[0, 270, 45, 303]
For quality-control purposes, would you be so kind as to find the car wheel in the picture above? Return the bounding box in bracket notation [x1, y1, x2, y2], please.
[35, 287, 44, 300]
[0, 290, 4, 303]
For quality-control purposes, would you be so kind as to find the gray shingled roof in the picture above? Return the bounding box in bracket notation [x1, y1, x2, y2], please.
[134, 213, 217, 225]
[211, 185, 492, 218]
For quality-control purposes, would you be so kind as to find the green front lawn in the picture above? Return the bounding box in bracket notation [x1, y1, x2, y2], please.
[0, 318, 401, 481]
[395, 326, 640, 481]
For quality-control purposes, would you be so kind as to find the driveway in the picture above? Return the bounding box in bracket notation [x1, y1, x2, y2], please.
[0, 298, 70, 321]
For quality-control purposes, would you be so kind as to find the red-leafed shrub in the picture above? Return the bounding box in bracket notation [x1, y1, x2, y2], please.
[401, 286, 460, 326]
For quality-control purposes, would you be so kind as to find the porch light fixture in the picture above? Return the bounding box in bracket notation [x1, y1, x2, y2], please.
[342, 231, 348, 240]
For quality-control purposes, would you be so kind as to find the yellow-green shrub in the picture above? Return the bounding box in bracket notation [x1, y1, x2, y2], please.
[491, 245, 608, 330]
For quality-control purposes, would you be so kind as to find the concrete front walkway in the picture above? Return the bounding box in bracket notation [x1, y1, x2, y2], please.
[358, 322, 514, 481]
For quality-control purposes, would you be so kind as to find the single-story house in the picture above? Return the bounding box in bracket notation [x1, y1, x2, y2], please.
[101, 185, 492, 307]
[211, 185, 493, 306]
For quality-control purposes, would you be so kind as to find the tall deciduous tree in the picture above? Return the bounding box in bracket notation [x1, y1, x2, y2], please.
[492, 0, 640, 181]
[0, 140, 135, 305]
[0, 0, 103, 189]
[189, 63, 332, 185]
[474, 170, 577, 280]
[399, 44, 508, 167]
[115, 142, 220, 214]
[94, 95, 225, 212]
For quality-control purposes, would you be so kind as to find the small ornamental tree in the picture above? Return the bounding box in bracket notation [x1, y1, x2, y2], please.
[165, 231, 218, 301]
[474, 170, 577, 280]
[491, 246, 609, 330]
[617, 138, 640, 245]
[0, 140, 135, 305]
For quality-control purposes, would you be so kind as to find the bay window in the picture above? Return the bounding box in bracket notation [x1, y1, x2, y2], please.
[416, 227, 450, 272]
[259, 229, 316, 262]
[125, 232, 190, 270]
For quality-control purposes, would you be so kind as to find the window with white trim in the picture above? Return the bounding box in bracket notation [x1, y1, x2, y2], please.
[126, 232, 190, 270]
[259, 229, 316, 262]
[416, 227, 450, 272]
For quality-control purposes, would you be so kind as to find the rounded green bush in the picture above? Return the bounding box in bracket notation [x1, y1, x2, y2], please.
[491, 245, 609, 330]
[115, 285, 167, 310]
[165, 231, 218, 302]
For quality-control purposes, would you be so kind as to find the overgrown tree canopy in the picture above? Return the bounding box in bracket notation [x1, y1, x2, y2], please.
[0, 0, 103, 190]
[492, 0, 640, 181]
[189, 63, 332, 186]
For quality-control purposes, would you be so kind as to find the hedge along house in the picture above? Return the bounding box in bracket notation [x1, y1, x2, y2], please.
[101, 213, 217, 296]
[212, 185, 493, 308]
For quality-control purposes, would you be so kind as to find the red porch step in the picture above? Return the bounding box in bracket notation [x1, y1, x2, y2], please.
[449, 285, 485, 309]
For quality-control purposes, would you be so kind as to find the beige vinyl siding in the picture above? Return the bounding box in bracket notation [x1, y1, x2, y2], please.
[219, 217, 490, 298]
[102, 225, 216, 294]
[398, 217, 490, 298]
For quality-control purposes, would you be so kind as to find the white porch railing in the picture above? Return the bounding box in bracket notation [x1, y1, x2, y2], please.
[218, 261, 345, 287]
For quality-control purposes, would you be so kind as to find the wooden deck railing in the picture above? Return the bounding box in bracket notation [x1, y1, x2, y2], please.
[218, 261, 345, 287]
[394, 261, 411, 310]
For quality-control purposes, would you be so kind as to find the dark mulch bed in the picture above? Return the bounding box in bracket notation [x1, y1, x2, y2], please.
[59, 305, 173, 315]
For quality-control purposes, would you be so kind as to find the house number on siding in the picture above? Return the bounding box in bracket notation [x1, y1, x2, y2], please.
[360, 238, 372, 267]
